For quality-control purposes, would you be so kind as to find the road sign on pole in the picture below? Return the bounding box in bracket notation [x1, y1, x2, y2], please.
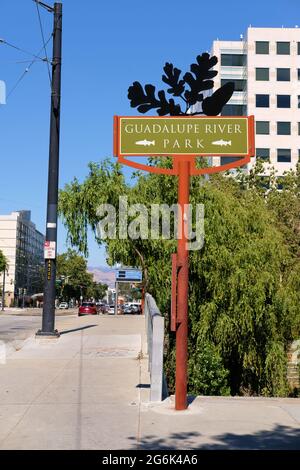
[114, 114, 255, 410]
[44, 241, 56, 259]
[116, 269, 143, 282]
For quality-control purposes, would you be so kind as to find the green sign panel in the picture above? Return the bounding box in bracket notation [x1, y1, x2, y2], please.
[115, 116, 254, 157]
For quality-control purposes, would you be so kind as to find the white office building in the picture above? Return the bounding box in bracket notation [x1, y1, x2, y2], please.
[211, 27, 300, 176]
[0, 211, 44, 307]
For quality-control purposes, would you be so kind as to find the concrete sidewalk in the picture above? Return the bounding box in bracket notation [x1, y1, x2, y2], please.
[0, 314, 300, 450]
[0, 314, 147, 450]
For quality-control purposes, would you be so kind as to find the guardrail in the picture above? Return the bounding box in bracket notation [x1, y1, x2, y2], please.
[144, 293, 168, 401]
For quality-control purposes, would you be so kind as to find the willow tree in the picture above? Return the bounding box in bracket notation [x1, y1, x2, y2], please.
[58, 159, 300, 396]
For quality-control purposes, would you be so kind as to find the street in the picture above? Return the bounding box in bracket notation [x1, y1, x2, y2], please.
[0, 312, 77, 345]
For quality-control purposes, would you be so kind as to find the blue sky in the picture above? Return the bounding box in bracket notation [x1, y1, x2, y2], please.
[0, 0, 299, 266]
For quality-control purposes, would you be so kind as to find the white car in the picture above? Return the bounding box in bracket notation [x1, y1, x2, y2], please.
[108, 305, 115, 314]
[58, 302, 69, 309]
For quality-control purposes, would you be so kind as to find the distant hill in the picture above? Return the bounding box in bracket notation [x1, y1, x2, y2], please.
[88, 266, 115, 287]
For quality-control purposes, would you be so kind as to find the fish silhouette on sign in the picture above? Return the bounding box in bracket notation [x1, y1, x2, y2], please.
[212, 139, 232, 147]
[135, 139, 155, 146]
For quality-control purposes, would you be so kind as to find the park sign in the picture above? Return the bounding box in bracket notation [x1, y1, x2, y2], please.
[114, 115, 255, 158]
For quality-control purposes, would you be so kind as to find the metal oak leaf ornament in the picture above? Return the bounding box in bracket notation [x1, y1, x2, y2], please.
[128, 52, 234, 116]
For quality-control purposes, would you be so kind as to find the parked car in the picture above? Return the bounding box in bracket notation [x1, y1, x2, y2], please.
[58, 302, 69, 309]
[123, 305, 134, 314]
[123, 303, 142, 315]
[100, 304, 109, 314]
[108, 304, 115, 315]
[78, 302, 98, 316]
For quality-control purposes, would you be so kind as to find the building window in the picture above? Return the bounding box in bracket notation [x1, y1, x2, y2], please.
[221, 104, 247, 115]
[277, 149, 291, 163]
[276, 42, 290, 55]
[256, 41, 269, 54]
[298, 123, 300, 135]
[221, 54, 247, 66]
[256, 148, 270, 161]
[256, 68, 269, 81]
[220, 156, 241, 166]
[277, 68, 290, 81]
[298, 69, 300, 80]
[277, 95, 290, 108]
[298, 96, 300, 108]
[298, 43, 300, 55]
[256, 94, 269, 107]
[256, 121, 269, 134]
[221, 79, 246, 91]
[277, 122, 291, 135]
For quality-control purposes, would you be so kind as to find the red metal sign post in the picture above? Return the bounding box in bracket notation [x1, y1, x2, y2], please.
[114, 115, 255, 411]
[175, 157, 190, 410]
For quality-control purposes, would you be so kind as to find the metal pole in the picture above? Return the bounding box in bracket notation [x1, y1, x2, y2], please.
[1, 269, 5, 311]
[37, 2, 62, 337]
[175, 158, 190, 410]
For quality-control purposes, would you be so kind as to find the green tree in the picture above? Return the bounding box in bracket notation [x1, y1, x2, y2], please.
[58, 159, 300, 396]
[86, 281, 108, 301]
[0, 250, 8, 302]
[0, 249, 8, 273]
[56, 249, 94, 301]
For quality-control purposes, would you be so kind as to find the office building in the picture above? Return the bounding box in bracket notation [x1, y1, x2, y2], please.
[0, 211, 44, 307]
[211, 27, 300, 176]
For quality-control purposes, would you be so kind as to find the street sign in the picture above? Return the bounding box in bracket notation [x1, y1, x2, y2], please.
[116, 269, 143, 282]
[44, 241, 56, 259]
[114, 116, 254, 157]
[113, 113, 255, 411]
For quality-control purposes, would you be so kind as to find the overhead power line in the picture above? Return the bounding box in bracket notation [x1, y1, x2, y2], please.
[0, 38, 49, 63]
[35, 0, 52, 84]
[0, 59, 45, 65]
[7, 34, 52, 99]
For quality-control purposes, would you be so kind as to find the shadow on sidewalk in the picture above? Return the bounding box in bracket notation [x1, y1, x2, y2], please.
[60, 325, 97, 335]
[131, 424, 300, 450]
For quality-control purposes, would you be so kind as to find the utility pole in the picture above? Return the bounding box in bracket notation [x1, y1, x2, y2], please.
[36, 1, 62, 338]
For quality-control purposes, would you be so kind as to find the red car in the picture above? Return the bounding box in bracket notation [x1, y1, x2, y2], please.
[78, 302, 98, 316]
